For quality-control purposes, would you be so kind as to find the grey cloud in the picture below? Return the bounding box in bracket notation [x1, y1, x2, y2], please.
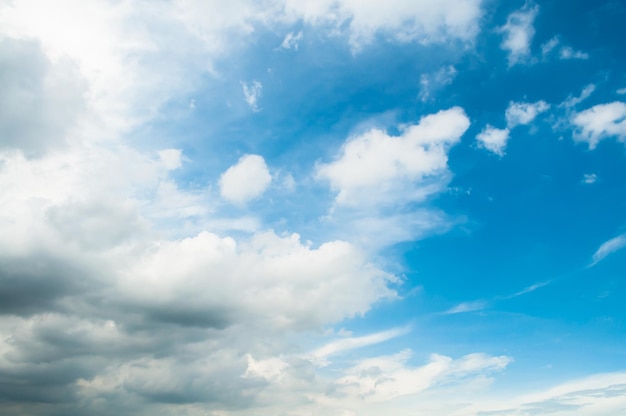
[0, 255, 97, 316]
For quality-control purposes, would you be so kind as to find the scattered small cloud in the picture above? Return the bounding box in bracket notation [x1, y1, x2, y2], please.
[560, 84, 596, 108]
[158, 148, 183, 171]
[419, 65, 457, 102]
[506, 100, 550, 128]
[241, 80, 263, 111]
[476, 125, 511, 156]
[280, 31, 303, 50]
[582, 173, 597, 184]
[591, 234, 626, 266]
[507, 281, 551, 298]
[498, 1, 539, 66]
[541, 36, 559, 56]
[571, 101, 626, 149]
[559, 46, 589, 60]
[219, 154, 272, 204]
[444, 300, 488, 315]
[617, 88, 626, 95]
[307, 326, 411, 366]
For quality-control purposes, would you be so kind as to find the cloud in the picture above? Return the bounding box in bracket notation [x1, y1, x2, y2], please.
[330, 350, 511, 403]
[498, 2, 539, 66]
[158, 149, 183, 171]
[471, 372, 626, 416]
[540, 36, 589, 61]
[571, 101, 626, 149]
[582, 173, 597, 184]
[219, 154, 272, 204]
[308, 326, 411, 365]
[444, 300, 488, 314]
[241, 80, 263, 111]
[591, 234, 626, 266]
[280, 31, 303, 50]
[559, 46, 589, 60]
[316, 107, 469, 207]
[282, 0, 484, 50]
[505, 100, 550, 127]
[0, 37, 86, 156]
[476, 125, 510, 156]
[419, 65, 457, 102]
[618, 88, 626, 95]
[561, 84, 596, 108]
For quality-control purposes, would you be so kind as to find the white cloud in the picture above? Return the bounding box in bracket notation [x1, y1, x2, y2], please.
[541, 36, 559, 56]
[618, 88, 626, 95]
[541, 36, 589, 61]
[242, 80, 263, 111]
[561, 84, 596, 108]
[591, 234, 626, 266]
[419, 65, 457, 102]
[219, 154, 272, 204]
[280, 31, 303, 50]
[157, 149, 183, 171]
[476, 125, 510, 156]
[308, 326, 410, 365]
[571, 101, 626, 149]
[444, 300, 488, 314]
[283, 0, 483, 50]
[505, 100, 550, 127]
[330, 350, 511, 403]
[498, 2, 539, 66]
[559, 46, 589, 60]
[582, 173, 597, 184]
[317, 107, 469, 207]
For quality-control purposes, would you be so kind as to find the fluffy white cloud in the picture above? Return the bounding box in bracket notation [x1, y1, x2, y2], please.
[505, 100, 550, 127]
[219, 154, 272, 204]
[476, 125, 510, 156]
[158, 149, 183, 171]
[498, 2, 539, 66]
[317, 107, 469, 207]
[119, 230, 397, 331]
[283, 0, 483, 50]
[591, 234, 626, 266]
[572, 101, 626, 149]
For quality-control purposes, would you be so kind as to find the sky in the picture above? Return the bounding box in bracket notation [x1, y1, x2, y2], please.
[0, 0, 626, 415]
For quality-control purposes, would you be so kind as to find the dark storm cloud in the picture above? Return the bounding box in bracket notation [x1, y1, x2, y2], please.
[0, 255, 97, 316]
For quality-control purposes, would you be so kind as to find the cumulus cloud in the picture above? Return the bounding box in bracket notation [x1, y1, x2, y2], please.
[505, 100, 550, 127]
[476, 125, 510, 156]
[219, 154, 272, 204]
[571, 101, 626, 149]
[591, 234, 626, 266]
[498, 2, 539, 66]
[317, 107, 470, 207]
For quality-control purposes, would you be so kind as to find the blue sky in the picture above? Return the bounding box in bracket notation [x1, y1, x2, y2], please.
[1, 0, 626, 415]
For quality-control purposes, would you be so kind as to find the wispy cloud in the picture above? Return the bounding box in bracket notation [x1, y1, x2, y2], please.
[444, 300, 488, 315]
[241, 80, 263, 111]
[307, 326, 411, 366]
[591, 234, 626, 266]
